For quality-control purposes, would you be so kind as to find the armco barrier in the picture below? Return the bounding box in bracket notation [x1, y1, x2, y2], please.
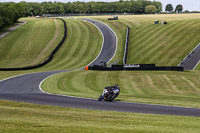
[123, 25, 130, 65]
[0, 18, 67, 71]
[88, 64, 184, 71]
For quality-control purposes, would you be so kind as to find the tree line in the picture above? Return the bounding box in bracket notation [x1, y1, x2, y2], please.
[19, 0, 162, 16]
[0, 2, 25, 28]
[0, 0, 162, 28]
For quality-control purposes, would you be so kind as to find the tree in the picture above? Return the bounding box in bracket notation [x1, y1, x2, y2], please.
[0, 2, 25, 28]
[140, 0, 152, 13]
[145, 5, 157, 14]
[175, 4, 183, 13]
[153, 1, 162, 13]
[165, 4, 173, 13]
[10, 0, 165, 16]
[130, 0, 143, 13]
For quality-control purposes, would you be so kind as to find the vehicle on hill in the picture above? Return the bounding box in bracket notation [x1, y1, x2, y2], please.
[98, 84, 120, 102]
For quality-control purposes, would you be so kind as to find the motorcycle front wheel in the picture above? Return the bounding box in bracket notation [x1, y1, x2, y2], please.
[98, 95, 103, 101]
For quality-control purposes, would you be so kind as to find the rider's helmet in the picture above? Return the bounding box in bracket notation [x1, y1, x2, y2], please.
[114, 84, 120, 90]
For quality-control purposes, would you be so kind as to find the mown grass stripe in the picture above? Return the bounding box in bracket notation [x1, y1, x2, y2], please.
[38, 18, 102, 71]
[130, 21, 183, 64]
[144, 21, 189, 65]
[42, 70, 200, 108]
[159, 20, 200, 65]
[100, 20, 126, 65]
[180, 76, 200, 93]
[0, 18, 58, 68]
[2, 100, 200, 133]
[64, 20, 91, 68]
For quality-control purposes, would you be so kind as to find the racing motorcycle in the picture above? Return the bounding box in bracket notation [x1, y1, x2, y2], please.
[98, 87, 120, 102]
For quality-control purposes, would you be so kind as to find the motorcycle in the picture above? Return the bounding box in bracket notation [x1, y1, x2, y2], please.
[98, 87, 119, 102]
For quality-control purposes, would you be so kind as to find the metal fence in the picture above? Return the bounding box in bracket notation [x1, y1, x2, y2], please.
[43, 13, 135, 17]
[123, 25, 130, 65]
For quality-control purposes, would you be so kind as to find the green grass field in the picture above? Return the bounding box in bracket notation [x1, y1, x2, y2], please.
[0, 18, 102, 80]
[42, 14, 200, 108]
[0, 18, 63, 68]
[42, 70, 200, 108]
[39, 18, 102, 71]
[1, 100, 200, 133]
[89, 14, 200, 67]
[1, 14, 200, 132]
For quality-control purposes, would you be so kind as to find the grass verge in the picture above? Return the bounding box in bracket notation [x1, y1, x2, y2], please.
[42, 70, 200, 108]
[1, 100, 200, 133]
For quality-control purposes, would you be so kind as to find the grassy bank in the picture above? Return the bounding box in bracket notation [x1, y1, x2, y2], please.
[1, 100, 200, 133]
[0, 18, 102, 80]
[1, 15, 200, 133]
[42, 70, 200, 108]
[35, 14, 200, 108]
[39, 18, 102, 71]
[88, 14, 200, 68]
[0, 18, 63, 68]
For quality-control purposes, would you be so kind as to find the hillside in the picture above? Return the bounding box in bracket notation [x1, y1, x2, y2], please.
[90, 14, 200, 67]
[42, 14, 200, 108]
[1, 14, 200, 132]
[0, 18, 63, 68]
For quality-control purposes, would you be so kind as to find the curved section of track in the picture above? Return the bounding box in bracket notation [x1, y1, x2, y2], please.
[80, 18, 117, 66]
[0, 19, 200, 117]
[178, 43, 200, 70]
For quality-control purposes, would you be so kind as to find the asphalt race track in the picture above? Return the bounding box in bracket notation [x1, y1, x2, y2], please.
[80, 18, 117, 66]
[1, 19, 200, 117]
[178, 43, 200, 70]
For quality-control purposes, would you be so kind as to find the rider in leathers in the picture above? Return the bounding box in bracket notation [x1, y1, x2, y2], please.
[105, 84, 120, 101]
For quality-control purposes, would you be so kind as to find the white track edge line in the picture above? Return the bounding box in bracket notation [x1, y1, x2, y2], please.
[39, 18, 199, 110]
[39, 73, 96, 101]
[0, 18, 198, 110]
[192, 58, 200, 70]
[177, 43, 200, 67]
[39, 73, 199, 110]
[39, 18, 118, 100]
[69, 18, 118, 68]
[95, 19, 118, 64]
[79, 19, 105, 67]
[0, 71, 45, 83]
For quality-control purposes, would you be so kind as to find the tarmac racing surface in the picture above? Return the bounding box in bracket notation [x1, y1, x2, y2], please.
[1, 19, 200, 117]
[178, 43, 200, 70]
